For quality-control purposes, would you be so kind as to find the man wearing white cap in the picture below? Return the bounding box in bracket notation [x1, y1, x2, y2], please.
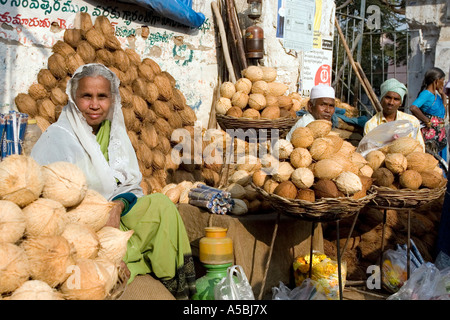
[286, 84, 335, 141]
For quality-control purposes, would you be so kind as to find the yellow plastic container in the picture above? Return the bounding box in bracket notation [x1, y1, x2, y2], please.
[199, 227, 233, 265]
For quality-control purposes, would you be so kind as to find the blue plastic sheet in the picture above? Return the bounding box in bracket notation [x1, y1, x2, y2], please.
[119, 0, 206, 28]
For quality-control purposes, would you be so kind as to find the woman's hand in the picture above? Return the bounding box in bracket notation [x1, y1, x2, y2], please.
[104, 200, 124, 229]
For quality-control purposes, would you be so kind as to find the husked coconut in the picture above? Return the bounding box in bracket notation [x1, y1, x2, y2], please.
[252, 169, 269, 188]
[290, 127, 314, 148]
[220, 82, 236, 99]
[338, 141, 356, 156]
[61, 223, 100, 260]
[309, 138, 334, 160]
[306, 120, 332, 138]
[261, 66, 277, 82]
[0, 200, 25, 244]
[291, 167, 315, 189]
[235, 78, 252, 94]
[314, 159, 343, 180]
[236, 154, 261, 173]
[97, 226, 134, 265]
[66, 189, 115, 232]
[325, 134, 344, 153]
[215, 97, 232, 115]
[365, 150, 385, 171]
[420, 169, 445, 189]
[60, 258, 111, 300]
[231, 91, 249, 109]
[274, 181, 297, 199]
[260, 105, 281, 119]
[263, 179, 279, 194]
[267, 82, 288, 96]
[399, 170, 422, 190]
[9, 280, 63, 300]
[42, 161, 88, 207]
[385, 153, 407, 174]
[334, 171, 362, 195]
[22, 198, 67, 237]
[372, 167, 395, 187]
[0, 243, 30, 294]
[22, 235, 75, 287]
[229, 170, 252, 186]
[350, 152, 368, 169]
[313, 179, 343, 198]
[406, 152, 439, 172]
[242, 108, 260, 119]
[296, 189, 315, 202]
[251, 80, 269, 95]
[359, 164, 374, 178]
[248, 93, 266, 111]
[388, 136, 420, 156]
[272, 161, 295, 182]
[272, 139, 294, 160]
[243, 65, 264, 82]
[0, 155, 44, 208]
[290, 147, 313, 168]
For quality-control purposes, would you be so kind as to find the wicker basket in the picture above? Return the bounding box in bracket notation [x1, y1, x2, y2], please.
[105, 266, 128, 300]
[369, 184, 447, 209]
[216, 114, 299, 139]
[252, 183, 376, 222]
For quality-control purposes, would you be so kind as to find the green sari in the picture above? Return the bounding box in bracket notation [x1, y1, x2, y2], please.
[96, 121, 196, 299]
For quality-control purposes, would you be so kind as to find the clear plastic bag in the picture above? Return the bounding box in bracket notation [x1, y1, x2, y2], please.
[382, 246, 419, 293]
[214, 265, 255, 300]
[356, 120, 414, 157]
[272, 280, 326, 300]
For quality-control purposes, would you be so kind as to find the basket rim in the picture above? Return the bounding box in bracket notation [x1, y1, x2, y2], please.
[216, 114, 300, 129]
[251, 182, 376, 222]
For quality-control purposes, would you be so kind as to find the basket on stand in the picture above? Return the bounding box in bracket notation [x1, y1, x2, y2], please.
[369, 184, 446, 209]
[215, 114, 299, 139]
[251, 183, 376, 222]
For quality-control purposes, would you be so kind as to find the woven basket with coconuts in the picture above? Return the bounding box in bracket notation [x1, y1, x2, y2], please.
[369, 185, 446, 209]
[252, 182, 376, 222]
[215, 66, 305, 139]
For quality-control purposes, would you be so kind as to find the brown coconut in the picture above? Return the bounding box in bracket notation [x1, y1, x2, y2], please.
[251, 80, 269, 95]
[399, 170, 422, 190]
[37, 69, 58, 91]
[94, 15, 115, 36]
[104, 34, 122, 51]
[78, 12, 93, 37]
[76, 40, 96, 64]
[306, 120, 332, 138]
[372, 167, 395, 187]
[248, 93, 266, 111]
[138, 63, 155, 82]
[113, 49, 130, 72]
[0, 243, 30, 294]
[52, 40, 76, 58]
[235, 78, 252, 94]
[243, 65, 264, 82]
[420, 170, 445, 189]
[63, 28, 81, 48]
[65, 53, 85, 75]
[365, 150, 386, 171]
[267, 82, 288, 96]
[154, 74, 173, 101]
[388, 136, 420, 156]
[95, 48, 114, 67]
[260, 105, 280, 119]
[290, 147, 313, 168]
[15, 93, 38, 117]
[263, 179, 279, 194]
[226, 106, 243, 118]
[274, 181, 297, 199]
[48, 53, 68, 79]
[313, 179, 343, 198]
[143, 58, 162, 75]
[278, 96, 293, 110]
[261, 66, 277, 82]
[252, 169, 269, 188]
[296, 189, 315, 202]
[265, 95, 279, 108]
[385, 153, 407, 174]
[406, 152, 439, 172]
[309, 138, 334, 160]
[85, 28, 106, 50]
[125, 48, 142, 66]
[231, 91, 249, 109]
[28, 83, 49, 101]
[290, 126, 314, 148]
[50, 87, 68, 106]
[220, 81, 236, 99]
[313, 159, 344, 180]
[37, 98, 56, 123]
[242, 108, 260, 120]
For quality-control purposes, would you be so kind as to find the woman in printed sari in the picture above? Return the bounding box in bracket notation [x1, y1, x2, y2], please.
[409, 67, 447, 162]
[30, 63, 196, 299]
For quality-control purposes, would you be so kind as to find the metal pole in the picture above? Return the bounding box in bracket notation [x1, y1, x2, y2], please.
[309, 221, 316, 279]
[336, 220, 343, 300]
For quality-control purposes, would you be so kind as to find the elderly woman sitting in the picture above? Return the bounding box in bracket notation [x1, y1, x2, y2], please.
[31, 63, 196, 299]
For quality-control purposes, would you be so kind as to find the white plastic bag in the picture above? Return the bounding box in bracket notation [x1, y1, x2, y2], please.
[214, 265, 255, 300]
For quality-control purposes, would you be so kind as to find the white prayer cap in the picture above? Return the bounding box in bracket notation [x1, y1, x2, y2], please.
[310, 84, 335, 100]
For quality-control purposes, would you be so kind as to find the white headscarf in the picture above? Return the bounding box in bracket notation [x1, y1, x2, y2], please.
[31, 63, 143, 200]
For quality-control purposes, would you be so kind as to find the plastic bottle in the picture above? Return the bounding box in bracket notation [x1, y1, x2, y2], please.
[199, 227, 233, 265]
[22, 119, 42, 156]
[191, 263, 232, 300]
